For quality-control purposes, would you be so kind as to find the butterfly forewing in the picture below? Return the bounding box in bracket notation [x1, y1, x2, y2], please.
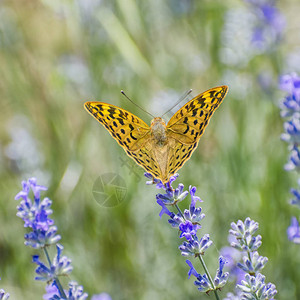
[165, 86, 228, 177]
[84, 102, 163, 179]
[85, 102, 150, 151]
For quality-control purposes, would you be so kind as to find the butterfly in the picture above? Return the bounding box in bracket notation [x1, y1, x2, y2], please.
[84, 86, 228, 183]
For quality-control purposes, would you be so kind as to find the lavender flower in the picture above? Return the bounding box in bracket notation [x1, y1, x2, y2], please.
[145, 173, 228, 297]
[179, 234, 212, 257]
[15, 178, 106, 299]
[237, 251, 268, 275]
[279, 73, 300, 244]
[229, 218, 262, 252]
[228, 218, 277, 298]
[0, 289, 9, 300]
[15, 178, 61, 248]
[44, 281, 88, 300]
[33, 244, 73, 282]
[245, 0, 285, 50]
[156, 181, 188, 205]
[223, 292, 241, 300]
[290, 181, 300, 208]
[237, 273, 277, 299]
[281, 115, 300, 145]
[280, 73, 300, 118]
[91, 293, 112, 300]
[287, 217, 300, 244]
[186, 256, 228, 293]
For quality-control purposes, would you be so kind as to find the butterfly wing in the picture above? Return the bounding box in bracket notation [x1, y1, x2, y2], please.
[166, 86, 228, 176]
[84, 102, 162, 179]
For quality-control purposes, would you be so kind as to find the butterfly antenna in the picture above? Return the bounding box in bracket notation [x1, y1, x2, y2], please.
[161, 89, 193, 118]
[121, 90, 155, 118]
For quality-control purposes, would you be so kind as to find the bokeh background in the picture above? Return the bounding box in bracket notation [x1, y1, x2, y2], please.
[1, 0, 300, 299]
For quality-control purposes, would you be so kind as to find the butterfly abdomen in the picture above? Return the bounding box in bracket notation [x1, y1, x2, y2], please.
[150, 117, 168, 146]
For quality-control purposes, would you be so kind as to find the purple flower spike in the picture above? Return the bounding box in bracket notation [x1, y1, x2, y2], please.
[228, 218, 277, 298]
[186, 260, 200, 279]
[179, 220, 198, 241]
[33, 244, 73, 282]
[146, 172, 228, 295]
[15, 178, 61, 248]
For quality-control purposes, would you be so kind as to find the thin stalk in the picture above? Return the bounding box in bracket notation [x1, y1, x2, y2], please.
[43, 247, 67, 298]
[197, 255, 220, 300]
[174, 203, 220, 300]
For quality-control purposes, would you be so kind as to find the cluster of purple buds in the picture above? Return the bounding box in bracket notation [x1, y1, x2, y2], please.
[145, 173, 229, 294]
[279, 73, 300, 244]
[224, 218, 277, 299]
[14, 178, 109, 299]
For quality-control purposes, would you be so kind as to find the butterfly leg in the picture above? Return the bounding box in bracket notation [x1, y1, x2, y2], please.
[165, 180, 174, 191]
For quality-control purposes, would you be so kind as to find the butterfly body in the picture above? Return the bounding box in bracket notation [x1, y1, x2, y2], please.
[85, 85, 228, 183]
[150, 117, 168, 146]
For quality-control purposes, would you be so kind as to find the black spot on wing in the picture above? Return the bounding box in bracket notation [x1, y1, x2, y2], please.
[129, 124, 134, 131]
[183, 126, 189, 134]
[117, 118, 124, 125]
[130, 132, 137, 140]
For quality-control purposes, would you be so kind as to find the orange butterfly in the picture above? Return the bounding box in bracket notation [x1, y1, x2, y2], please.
[85, 86, 228, 183]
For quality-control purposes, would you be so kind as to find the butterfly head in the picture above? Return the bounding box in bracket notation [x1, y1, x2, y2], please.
[150, 117, 167, 146]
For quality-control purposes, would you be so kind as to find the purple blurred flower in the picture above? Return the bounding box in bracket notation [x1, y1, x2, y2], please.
[91, 293, 112, 300]
[46, 281, 88, 300]
[0, 289, 9, 300]
[284, 146, 300, 171]
[281, 116, 300, 145]
[220, 246, 245, 284]
[290, 182, 300, 208]
[280, 73, 300, 118]
[245, 0, 285, 49]
[287, 217, 300, 244]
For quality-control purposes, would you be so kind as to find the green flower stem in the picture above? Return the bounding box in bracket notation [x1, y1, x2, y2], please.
[197, 255, 220, 300]
[43, 247, 67, 298]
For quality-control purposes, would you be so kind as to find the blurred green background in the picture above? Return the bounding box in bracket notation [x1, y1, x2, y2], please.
[1, 0, 300, 299]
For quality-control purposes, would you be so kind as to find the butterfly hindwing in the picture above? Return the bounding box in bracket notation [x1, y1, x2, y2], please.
[167, 142, 199, 177]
